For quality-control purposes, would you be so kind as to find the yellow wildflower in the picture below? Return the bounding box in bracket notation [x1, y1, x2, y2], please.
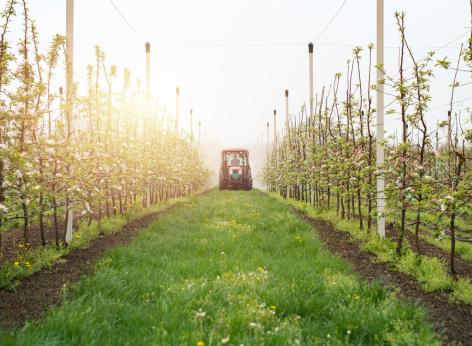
[197, 341, 205, 346]
[269, 305, 276, 310]
[14, 261, 20, 267]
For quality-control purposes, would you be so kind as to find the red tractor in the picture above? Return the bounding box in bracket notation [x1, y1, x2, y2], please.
[219, 148, 253, 190]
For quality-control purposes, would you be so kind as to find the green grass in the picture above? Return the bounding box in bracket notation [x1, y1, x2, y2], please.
[273, 194, 472, 303]
[425, 235, 472, 263]
[0, 197, 186, 290]
[452, 278, 472, 304]
[304, 198, 472, 264]
[385, 209, 472, 264]
[0, 190, 439, 345]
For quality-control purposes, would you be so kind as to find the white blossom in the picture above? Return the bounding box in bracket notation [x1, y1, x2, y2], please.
[0, 203, 8, 213]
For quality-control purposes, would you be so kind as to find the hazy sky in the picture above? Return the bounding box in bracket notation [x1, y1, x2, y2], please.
[10, 0, 472, 148]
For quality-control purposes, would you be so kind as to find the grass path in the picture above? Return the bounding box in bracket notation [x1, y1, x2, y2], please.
[0, 190, 439, 345]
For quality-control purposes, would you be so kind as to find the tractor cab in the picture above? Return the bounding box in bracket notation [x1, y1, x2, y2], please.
[219, 148, 253, 190]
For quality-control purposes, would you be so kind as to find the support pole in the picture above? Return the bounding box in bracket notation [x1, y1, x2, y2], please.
[190, 108, 194, 142]
[284, 89, 290, 198]
[145, 42, 151, 208]
[308, 42, 315, 206]
[198, 121, 201, 145]
[64, 0, 74, 243]
[266, 121, 270, 163]
[273, 110, 277, 146]
[284, 90, 289, 137]
[175, 87, 180, 133]
[308, 43, 314, 123]
[376, 0, 385, 238]
[66, 0, 73, 138]
[145, 42, 151, 97]
[273, 109, 277, 167]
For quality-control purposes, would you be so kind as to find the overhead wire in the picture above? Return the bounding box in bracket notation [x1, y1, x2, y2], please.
[313, 0, 349, 43]
[109, 0, 145, 42]
[288, 0, 349, 88]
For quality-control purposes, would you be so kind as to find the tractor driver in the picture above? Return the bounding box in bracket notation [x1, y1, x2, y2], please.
[230, 153, 241, 166]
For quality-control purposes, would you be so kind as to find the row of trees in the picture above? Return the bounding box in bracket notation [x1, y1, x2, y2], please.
[0, 1, 208, 259]
[264, 11, 472, 276]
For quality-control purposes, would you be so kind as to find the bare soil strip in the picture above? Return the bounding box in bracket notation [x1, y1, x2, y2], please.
[0, 207, 175, 329]
[296, 210, 472, 346]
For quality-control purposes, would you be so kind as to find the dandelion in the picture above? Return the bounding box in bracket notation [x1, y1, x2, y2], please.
[197, 341, 205, 346]
[14, 261, 20, 267]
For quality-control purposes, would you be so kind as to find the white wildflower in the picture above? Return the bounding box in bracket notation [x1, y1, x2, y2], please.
[0, 203, 8, 213]
[195, 308, 206, 319]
